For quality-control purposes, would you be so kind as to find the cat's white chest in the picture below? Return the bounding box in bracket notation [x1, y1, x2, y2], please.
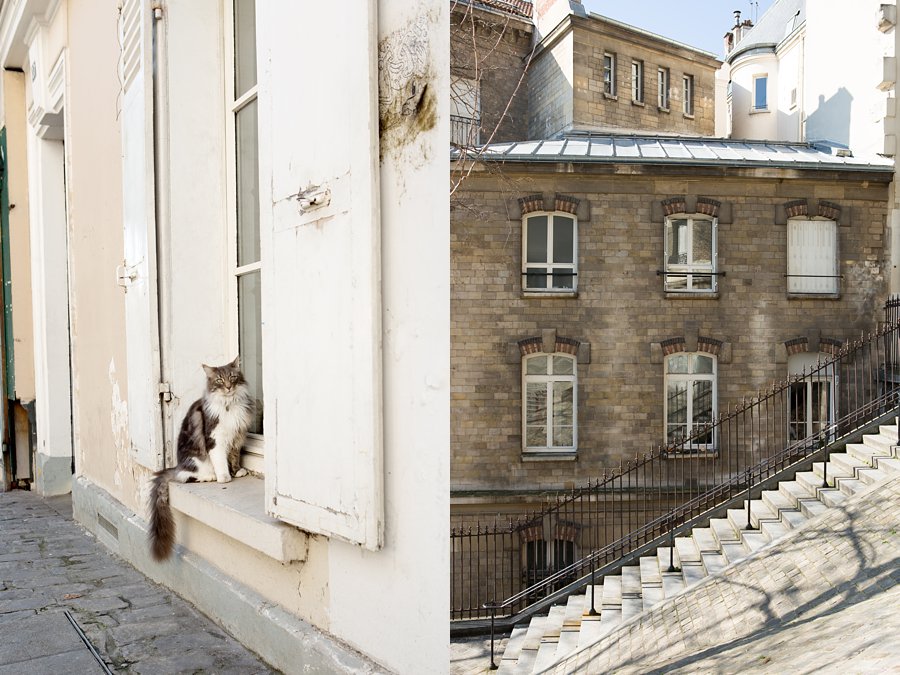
[205, 393, 251, 451]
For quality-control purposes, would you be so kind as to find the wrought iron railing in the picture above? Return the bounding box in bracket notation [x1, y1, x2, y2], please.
[451, 114, 480, 147]
[451, 302, 900, 629]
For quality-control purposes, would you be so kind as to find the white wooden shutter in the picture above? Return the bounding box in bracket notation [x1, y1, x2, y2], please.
[787, 219, 837, 294]
[258, 1, 383, 549]
[120, 0, 163, 470]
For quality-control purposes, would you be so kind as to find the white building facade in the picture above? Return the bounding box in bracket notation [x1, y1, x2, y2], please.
[0, 1, 449, 672]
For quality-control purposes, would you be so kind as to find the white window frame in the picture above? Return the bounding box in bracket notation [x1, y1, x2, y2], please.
[631, 60, 644, 103]
[752, 74, 768, 111]
[658, 67, 669, 109]
[664, 352, 717, 450]
[787, 352, 837, 442]
[522, 211, 578, 293]
[683, 74, 694, 116]
[523, 353, 577, 453]
[603, 52, 617, 96]
[224, 0, 264, 472]
[664, 215, 717, 293]
[787, 218, 839, 295]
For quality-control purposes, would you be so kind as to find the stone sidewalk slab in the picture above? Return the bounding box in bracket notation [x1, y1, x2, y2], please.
[0, 489, 276, 674]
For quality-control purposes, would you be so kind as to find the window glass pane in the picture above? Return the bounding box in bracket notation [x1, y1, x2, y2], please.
[552, 381, 574, 446]
[691, 274, 713, 291]
[526, 270, 547, 289]
[234, 0, 257, 97]
[236, 99, 260, 266]
[692, 219, 712, 265]
[552, 355, 574, 375]
[526, 216, 548, 263]
[238, 270, 263, 434]
[693, 355, 714, 374]
[667, 354, 688, 373]
[552, 216, 574, 263]
[692, 380, 713, 424]
[666, 274, 687, 291]
[526, 355, 548, 375]
[754, 76, 767, 109]
[551, 268, 574, 289]
[525, 382, 547, 447]
[667, 219, 688, 264]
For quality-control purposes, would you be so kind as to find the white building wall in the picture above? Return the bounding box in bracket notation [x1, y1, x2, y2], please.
[729, 51, 779, 140]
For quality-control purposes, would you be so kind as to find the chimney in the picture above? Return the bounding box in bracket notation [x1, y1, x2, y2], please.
[732, 10, 743, 44]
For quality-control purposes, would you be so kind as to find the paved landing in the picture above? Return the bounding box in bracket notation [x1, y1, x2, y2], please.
[0, 489, 276, 674]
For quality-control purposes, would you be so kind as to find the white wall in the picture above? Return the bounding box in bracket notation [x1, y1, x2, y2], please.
[729, 51, 779, 140]
[804, 0, 892, 156]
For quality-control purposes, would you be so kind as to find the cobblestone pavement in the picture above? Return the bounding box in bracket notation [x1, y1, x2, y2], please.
[549, 475, 900, 674]
[0, 489, 277, 674]
[450, 634, 509, 674]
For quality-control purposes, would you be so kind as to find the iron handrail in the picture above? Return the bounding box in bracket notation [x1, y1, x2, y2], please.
[452, 307, 900, 625]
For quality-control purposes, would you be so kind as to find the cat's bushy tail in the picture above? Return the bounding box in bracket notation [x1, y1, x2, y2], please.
[148, 468, 178, 561]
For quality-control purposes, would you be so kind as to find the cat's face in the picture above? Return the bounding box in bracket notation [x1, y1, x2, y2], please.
[202, 357, 246, 395]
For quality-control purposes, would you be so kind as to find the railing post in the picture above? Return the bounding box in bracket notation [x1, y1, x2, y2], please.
[489, 604, 498, 670]
[667, 526, 679, 573]
[820, 432, 829, 488]
[589, 553, 598, 615]
[745, 468, 755, 530]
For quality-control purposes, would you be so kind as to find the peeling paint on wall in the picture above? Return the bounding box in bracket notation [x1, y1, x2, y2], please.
[108, 358, 129, 489]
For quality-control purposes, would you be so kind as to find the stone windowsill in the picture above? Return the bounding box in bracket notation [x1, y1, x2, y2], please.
[632, 99, 645, 107]
[683, 112, 695, 120]
[786, 292, 840, 300]
[665, 291, 720, 300]
[522, 451, 578, 462]
[169, 476, 309, 563]
[603, 92, 618, 101]
[658, 105, 670, 114]
[522, 291, 579, 299]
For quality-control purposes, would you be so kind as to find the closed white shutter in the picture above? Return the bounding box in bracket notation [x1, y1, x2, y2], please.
[787, 219, 837, 294]
[258, 1, 383, 549]
[120, 0, 163, 469]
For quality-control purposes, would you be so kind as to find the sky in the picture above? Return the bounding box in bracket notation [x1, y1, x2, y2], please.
[580, 0, 778, 58]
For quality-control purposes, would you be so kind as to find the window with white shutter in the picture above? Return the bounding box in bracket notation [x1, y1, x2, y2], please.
[787, 219, 838, 294]
[257, 1, 383, 550]
[119, 0, 163, 470]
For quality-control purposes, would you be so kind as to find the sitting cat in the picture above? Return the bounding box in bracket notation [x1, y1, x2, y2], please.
[148, 357, 255, 561]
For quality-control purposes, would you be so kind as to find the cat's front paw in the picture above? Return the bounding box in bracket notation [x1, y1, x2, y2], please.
[234, 468, 248, 478]
[216, 473, 232, 483]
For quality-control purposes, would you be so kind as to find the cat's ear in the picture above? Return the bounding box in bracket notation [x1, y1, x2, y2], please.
[230, 355, 241, 369]
[202, 363, 215, 378]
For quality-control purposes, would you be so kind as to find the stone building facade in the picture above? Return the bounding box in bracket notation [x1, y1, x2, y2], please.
[450, 136, 892, 520]
[529, 13, 720, 138]
[450, 1, 534, 145]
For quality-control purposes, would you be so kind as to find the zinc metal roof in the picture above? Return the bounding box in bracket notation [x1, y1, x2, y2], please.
[451, 133, 894, 173]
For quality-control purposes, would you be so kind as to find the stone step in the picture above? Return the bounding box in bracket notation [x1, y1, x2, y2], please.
[498, 624, 528, 670]
[760, 488, 795, 515]
[862, 432, 896, 455]
[876, 456, 900, 475]
[835, 475, 866, 497]
[532, 605, 566, 673]
[600, 576, 622, 609]
[503, 616, 546, 673]
[856, 465, 889, 485]
[718, 540, 749, 564]
[556, 594, 585, 663]
[660, 570, 686, 598]
[811, 461, 853, 484]
[779, 480, 815, 509]
[657, 546, 680, 573]
[674, 536, 701, 565]
[621, 566, 642, 598]
[846, 442, 882, 466]
[740, 530, 769, 553]
[709, 517, 740, 545]
[639, 555, 661, 586]
[574, 614, 604, 651]
[759, 517, 790, 542]
[580, 585, 602, 617]
[827, 452, 868, 476]
[878, 423, 898, 443]
[700, 551, 728, 576]
[642, 583, 665, 611]
[691, 527, 719, 553]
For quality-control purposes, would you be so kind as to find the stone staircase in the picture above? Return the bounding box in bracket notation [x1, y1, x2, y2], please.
[496, 422, 900, 673]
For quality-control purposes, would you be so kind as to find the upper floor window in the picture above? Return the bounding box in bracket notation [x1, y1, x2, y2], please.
[658, 67, 670, 109]
[753, 74, 768, 111]
[631, 60, 644, 103]
[603, 53, 617, 96]
[683, 74, 694, 116]
[450, 75, 480, 146]
[523, 212, 577, 292]
[523, 353, 576, 452]
[787, 218, 838, 295]
[664, 215, 717, 292]
[665, 352, 716, 448]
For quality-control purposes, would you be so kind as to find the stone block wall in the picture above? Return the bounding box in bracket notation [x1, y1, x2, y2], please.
[450, 166, 890, 506]
[451, 5, 534, 143]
